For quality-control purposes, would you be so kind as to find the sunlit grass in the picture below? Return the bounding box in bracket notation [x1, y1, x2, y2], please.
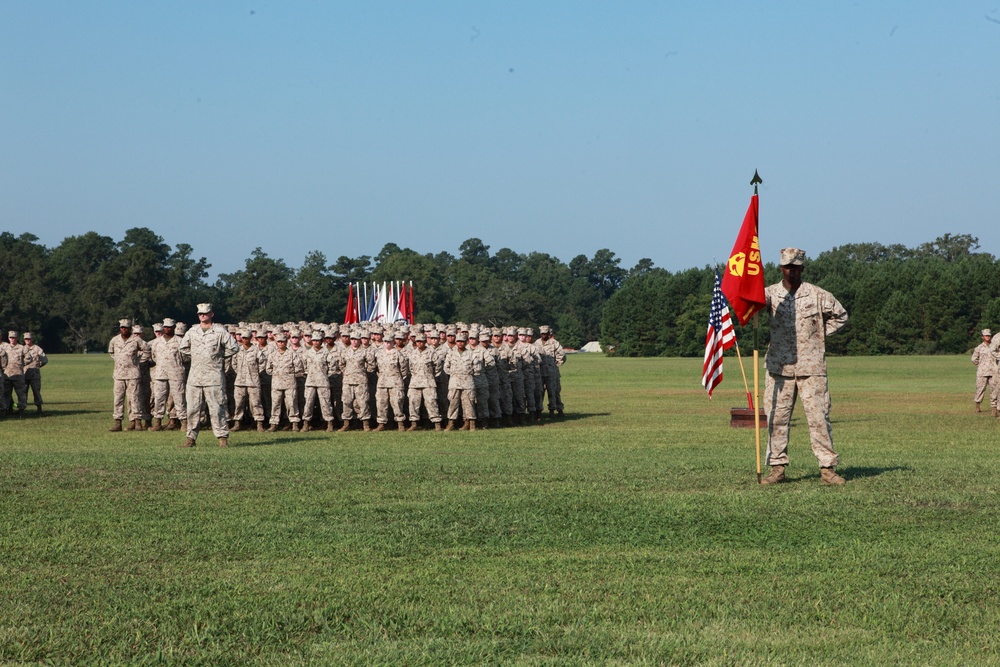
[1, 353, 997, 665]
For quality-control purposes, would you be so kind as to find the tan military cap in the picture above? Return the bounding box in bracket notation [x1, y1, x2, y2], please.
[175, 322, 188, 334]
[118, 319, 132, 328]
[427, 330, 439, 338]
[479, 332, 491, 341]
[310, 331, 323, 341]
[132, 324, 143, 334]
[394, 331, 407, 340]
[274, 332, 288, 342]
[162, 318, 176, 327]
[983, 329, 993, 337]
[539, 325, 551, 334]
[238, 329, 251, 338]
[455, 332, 468, 342]
[23, 332, 33, 339]
[779, 248, 806, 266]
[525, 328, 534, 337]
[415, 332, 426, 342]
[349, 331, 361, 340]
[196, 303, 212, 314]
[7, 330, 17, 338]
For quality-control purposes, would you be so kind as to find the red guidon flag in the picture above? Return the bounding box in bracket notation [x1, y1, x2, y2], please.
[720, 194, 765, 325]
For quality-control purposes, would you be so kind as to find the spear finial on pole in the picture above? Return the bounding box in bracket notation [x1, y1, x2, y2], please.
[750, 169, 763, 483]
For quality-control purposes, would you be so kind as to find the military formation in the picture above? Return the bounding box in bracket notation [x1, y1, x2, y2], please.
[0, 330, 48, 417]
[108, 303, 567, 447]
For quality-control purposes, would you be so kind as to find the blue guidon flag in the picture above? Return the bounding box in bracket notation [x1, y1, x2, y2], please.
[702, 269, 736, 398]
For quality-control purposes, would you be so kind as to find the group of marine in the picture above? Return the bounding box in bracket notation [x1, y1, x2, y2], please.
[0, 330, 48, 417]
[109, 317, 566, 435]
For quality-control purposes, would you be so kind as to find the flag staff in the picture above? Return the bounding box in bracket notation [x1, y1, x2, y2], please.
[750, 169, 763, 484]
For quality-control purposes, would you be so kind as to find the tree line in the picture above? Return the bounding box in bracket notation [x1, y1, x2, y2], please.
[601, 233, 998, 356]
[2, 229, 994, 355]
[0, 229, 630, 352]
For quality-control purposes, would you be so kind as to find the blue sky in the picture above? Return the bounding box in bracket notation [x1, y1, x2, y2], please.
[3, 2, 998, 278]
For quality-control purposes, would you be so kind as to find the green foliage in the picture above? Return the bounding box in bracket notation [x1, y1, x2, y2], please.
[7, 229, 1000, 356]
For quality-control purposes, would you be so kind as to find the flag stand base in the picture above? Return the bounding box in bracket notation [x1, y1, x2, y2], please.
[730, 408, 766, 429]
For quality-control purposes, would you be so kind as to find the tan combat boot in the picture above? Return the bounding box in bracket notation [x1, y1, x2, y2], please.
[760, 465, 786, 485]
[338, 420, 352, 432]
[326, 421, 335, 432]
[362, 421, 371, 432]
[126, 420, 137, 431]
[179, 437, 196, 448]
[976, 402, 982, 413]
[444, 420, 455, 432]
[820, 467, 846, 485]
[407, 421, 418, 431]
[291, 422, 300, 432]
[109, 419, 123, 432]
[397, 421, 406, 432]
[218, 437, 228, 448]
[180, 420, 188, 433]
[468, 419, 476, 432]
[256, 421, 265, 432]
[434, 422, 443, 431]
[994, 407, 999, 418]
[231, 420, 241, 432]
[266, 423, 278, 433]
[150, 418, 162, 432]
[301, 421, 311, 432]
[373, 423, 386, 432]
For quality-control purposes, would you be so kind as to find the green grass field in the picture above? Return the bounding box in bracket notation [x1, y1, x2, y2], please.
[2, 353, 998, 665]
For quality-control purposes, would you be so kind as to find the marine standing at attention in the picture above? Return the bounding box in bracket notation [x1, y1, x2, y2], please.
[760, 248, 849, 486]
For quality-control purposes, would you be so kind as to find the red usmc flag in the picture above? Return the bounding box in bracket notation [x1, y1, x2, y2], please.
[720, 194, 765, 326]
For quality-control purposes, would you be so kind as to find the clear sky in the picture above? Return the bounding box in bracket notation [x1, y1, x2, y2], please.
[2, 2, 998, 278]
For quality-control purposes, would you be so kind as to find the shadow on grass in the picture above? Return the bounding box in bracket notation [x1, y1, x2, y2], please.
[34, 409, 103, 418]
[545, 412, 610, 422]
[839, 465, 912, 480]
[785, 465, 912, 483]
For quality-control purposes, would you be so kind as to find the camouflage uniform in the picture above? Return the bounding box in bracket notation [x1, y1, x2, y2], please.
[149, 330, 188, 424]
[133, 327, 153, 423]
[494, 333, 514, 420]
[302, 344, 338, 424]
[407, 341, 443, 425]
[179, 322, 240, 441]
[2, 337, 34, 413]
[434, 338, 453, 417]
[108, 330, 149, 424]
[231, 341, 267, 425]
[375, 343, 410, 426]
[266, 346, 305, 427]
[341, 342, 375, 422]
[972, 337, 999, 410]
[536, 330, 566, 412]
[468, 339, 495, 421]
[506, 332, 527, 418]
[22, 337, 47, 410]
[481, 338, 502, 424]
[444, 344, 477, 423]
[763, 280, 848, 469]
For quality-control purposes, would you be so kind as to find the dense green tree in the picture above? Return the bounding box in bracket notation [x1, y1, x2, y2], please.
[220, 248, 296, 323]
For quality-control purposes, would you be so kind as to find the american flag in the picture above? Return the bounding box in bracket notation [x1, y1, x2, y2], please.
[702, 269, 736, 398]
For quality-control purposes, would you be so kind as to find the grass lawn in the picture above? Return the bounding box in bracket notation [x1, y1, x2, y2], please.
[2, 353, 998, 665]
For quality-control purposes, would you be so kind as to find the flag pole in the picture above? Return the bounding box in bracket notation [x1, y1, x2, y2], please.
[751, 170, 763, 484]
